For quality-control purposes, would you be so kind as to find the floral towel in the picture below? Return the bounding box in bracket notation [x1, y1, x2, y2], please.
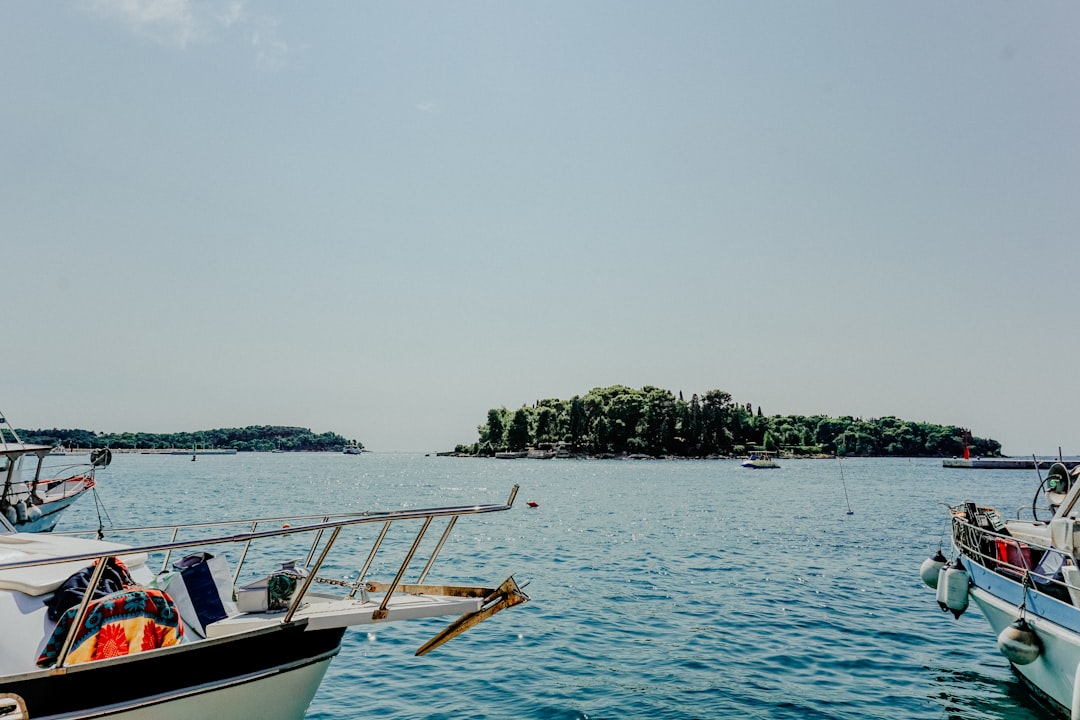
[37, 588, 183, 667]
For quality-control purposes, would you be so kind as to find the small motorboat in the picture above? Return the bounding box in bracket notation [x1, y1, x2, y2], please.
[924, 460, 1080, 715]
[1, 412, 111, 533]
[741, 452, 779, 469]
[0, 484, 528, 720]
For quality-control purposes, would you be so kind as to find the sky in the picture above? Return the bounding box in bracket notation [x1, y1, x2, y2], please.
[2, 1, 1078, 454]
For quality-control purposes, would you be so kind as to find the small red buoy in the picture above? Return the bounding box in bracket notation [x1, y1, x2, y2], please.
[282, 523, 291, 528]
[527, 501, 539, 508]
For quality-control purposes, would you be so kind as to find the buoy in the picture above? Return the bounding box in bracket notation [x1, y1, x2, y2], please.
[14, 501, 27, 524]
[936, 559, 970, 618]
[26, 505, 42, 523]
[998, 618, 1041, 664]
[3, 506, 16, 525]
[527, 501, 539, 508]
[921, 550, 948, 589]
[282, 523, 291, 529]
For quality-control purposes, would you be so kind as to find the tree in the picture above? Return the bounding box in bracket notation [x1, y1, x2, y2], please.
[640, 386, 676, 455]
[534, 406, 557, 447]
[569, 396, 586, 449]
[479, 408, 508, 452]
[506, 408, 532, 451]
[459, 385, 1002, 458]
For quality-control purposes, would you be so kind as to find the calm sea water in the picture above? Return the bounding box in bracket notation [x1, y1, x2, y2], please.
[54, 452, 1059, 719]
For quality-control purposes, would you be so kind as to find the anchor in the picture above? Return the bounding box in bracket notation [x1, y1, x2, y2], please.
[414, 576, 530, 656]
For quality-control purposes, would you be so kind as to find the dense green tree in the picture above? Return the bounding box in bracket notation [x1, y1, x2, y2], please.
[568, 396, 586, 449]
[534, 406, 557, 447]
[640, 386, 677, 455]
[464, 385, 1002, 458]
[16, 425, 356, 452]
[477, 408, 508, 454]
[687, 394, 703, 453]
[506, 408, 532, 451]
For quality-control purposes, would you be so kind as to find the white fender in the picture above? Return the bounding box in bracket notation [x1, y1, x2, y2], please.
[921, 551, 947, 589]
[936, 560, 970, 618]
[997, 619, 1041, 665]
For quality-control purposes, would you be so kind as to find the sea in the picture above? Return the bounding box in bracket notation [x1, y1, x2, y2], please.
[53, 451, 1063, 719]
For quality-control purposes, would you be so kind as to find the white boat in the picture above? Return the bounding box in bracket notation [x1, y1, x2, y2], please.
[343, 440, 362, 455]
[1, 413, 111, 533]
[0, 485, 528, 719]
[925, 461, 1080, 716]
[741, 452, 779, 469]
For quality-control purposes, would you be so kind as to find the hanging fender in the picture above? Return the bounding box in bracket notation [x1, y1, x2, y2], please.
[936, 559, 970, 619]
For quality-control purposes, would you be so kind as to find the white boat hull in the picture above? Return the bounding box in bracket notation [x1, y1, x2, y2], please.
[67, 656, 334, 720]
[2, 624, 346, 720]
[966, 562, 1080, 714]
[12, 492, 83, 533]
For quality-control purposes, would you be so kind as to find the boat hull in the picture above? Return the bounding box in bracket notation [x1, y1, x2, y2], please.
[2, 625, 345, 720]
[964, 558, 1080, 714]
[12, 493, 83, 533]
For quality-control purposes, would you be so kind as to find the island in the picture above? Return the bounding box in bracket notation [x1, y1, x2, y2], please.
[451, 385, 1001, 459]
[12, 425, 362, 454]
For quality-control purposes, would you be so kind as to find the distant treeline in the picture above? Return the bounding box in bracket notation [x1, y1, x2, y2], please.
[15, 425, 359, 453]
[456, 385, 1001, 458]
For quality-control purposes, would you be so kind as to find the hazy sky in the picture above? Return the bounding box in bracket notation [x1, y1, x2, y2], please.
[3, 1, 1078, 454]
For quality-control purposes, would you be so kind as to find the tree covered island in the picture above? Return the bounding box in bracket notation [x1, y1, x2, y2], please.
[14, 425, 360, 453]
[454, 385, 1001, 458]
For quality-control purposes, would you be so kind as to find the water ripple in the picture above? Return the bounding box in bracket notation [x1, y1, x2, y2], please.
[58, 454, 1064, 719]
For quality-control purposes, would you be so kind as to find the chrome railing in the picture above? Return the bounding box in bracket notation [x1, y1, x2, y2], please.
[951, 513, 1077, 601]
[2, 485, 521, 668]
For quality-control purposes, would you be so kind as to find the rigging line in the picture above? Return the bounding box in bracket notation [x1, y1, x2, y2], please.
[936, 502, 953, 551]
[91, 485, 112, 539]
[1019, 573, 1032, 620]
[837, 454, 854, 515]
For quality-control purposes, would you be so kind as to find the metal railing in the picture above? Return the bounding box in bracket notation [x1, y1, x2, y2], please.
[2, 485, 520, 668]
[951, 512, 1076, 601]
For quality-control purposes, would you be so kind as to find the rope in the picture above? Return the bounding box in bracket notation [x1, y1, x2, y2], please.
[267, 572, 299, 610]
[1019, 573, 1032, 620]
[91, 486, 113, 540]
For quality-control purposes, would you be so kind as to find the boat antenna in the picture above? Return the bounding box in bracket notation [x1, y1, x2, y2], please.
[1031, 453, 1050, 522]
[837, 454, 854, 515]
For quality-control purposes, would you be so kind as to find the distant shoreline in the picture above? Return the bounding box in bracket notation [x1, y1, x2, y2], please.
[52, 448, 238, 455]
[434, 450, 837, 460]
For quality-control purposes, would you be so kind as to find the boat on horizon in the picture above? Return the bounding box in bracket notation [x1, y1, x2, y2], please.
[1, 412, 111, 533]
[343, 440, 362, 455]
[0, 485, 529, 719]
[925, 460, 1080, 715]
